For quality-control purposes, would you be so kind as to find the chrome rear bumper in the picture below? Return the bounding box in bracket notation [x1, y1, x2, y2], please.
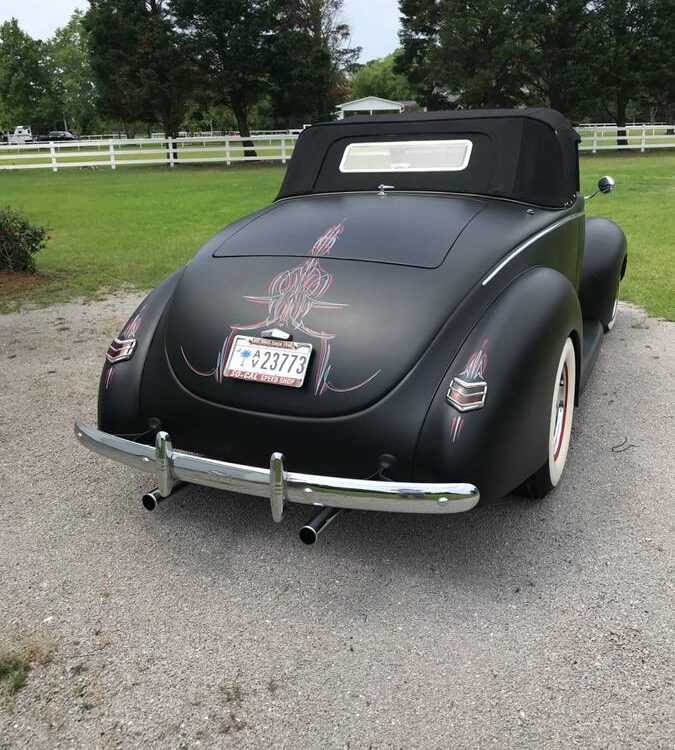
[74, 421, 479, 518]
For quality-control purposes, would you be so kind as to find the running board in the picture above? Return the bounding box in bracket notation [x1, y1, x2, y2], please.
[579, 319, 604, 396]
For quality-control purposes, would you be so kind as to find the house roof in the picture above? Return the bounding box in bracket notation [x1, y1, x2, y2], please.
[336, 96, 404, 111]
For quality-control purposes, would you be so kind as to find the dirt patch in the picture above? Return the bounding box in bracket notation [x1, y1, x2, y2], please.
[0, 635, 56, 697]
[0, 271, 52, 296]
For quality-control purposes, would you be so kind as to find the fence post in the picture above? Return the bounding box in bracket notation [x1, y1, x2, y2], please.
[226, 137, 231, 166]
[50, 141, 58, 172]
[167, 137, 175, 168]
[640, 126, 646, 153]
[592, 126, 598, 154]
[109, 139, 116, 170]
[281, 137, 286, 164]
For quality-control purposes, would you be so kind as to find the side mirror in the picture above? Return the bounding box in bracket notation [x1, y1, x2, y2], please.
[598, 175, 615, 194]
[585, 175, 616, 200]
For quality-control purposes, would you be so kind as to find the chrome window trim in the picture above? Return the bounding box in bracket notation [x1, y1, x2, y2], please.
[338, 139, 473, 174]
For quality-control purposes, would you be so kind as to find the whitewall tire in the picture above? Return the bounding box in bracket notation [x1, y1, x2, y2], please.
[605, 288, 619, 332]
[520, 337, 576, 498]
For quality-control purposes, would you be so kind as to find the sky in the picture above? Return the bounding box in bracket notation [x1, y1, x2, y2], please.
[0, 0, 402, 61]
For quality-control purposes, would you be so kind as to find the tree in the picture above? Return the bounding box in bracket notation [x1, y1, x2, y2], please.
[437, 1, 535, 108]
[397, 0, 671, 126]
[267, 24, 334, 125]
[85, 1, 195, 139]
[45, 11, 99, 134]
[640, 0, 675, 125]
[172, 0, 273, 151]
[268, 0, 360, 125]
[396, 0, 447, 108]
[589, 0, 646, 136]
[294, 0, 361, 80]
[398, 1, 535, 109]
[586, 1, 674, 138]
[525, 1, 594, 121]
[0, 19, 52, 131]
[349, 52, 417, 102]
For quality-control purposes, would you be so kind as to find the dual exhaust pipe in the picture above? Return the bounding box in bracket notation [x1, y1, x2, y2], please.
[141, 481, 188, 511]
[141, 483, 343, 544]
[298, 506, 344, 545]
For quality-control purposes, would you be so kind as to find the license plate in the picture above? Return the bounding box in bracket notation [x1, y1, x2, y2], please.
[224, 336, 313, 388]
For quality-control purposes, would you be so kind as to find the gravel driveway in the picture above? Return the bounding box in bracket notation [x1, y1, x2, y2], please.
[0, 295, 673, 750]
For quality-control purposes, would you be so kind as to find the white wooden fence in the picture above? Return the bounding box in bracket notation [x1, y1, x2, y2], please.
[577, 124, 675, 152]
[0, 125, 673, 171]
[0, 133, 299, 172]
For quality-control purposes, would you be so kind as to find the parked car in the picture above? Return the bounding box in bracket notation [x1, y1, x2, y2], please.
[37, 130, 75, 142]
[75, 108, 626, 544]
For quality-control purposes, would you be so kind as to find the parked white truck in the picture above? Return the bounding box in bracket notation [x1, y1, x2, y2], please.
[5, 126, 33, 144]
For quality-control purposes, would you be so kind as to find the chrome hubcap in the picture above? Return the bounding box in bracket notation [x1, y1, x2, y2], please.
[552, 363, 568, 460]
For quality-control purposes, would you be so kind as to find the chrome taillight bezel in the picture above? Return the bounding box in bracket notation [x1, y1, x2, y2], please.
[106, 337, 137, 364]
[446, 377, 488, 412]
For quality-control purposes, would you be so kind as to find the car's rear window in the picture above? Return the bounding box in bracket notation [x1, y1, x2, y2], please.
[339, 139, 473, 173]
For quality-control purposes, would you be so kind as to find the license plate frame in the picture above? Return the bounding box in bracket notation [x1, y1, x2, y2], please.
[223, 335, 313, 388]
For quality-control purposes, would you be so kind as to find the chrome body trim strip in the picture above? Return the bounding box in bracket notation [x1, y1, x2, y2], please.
[74, 421, 480, 515]
[481, 212, 584, 286]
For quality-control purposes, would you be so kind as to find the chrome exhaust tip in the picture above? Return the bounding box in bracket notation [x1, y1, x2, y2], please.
[299, 506, 343, 545]
[141, 481, 187, 512]
[141, 489, 163, 512]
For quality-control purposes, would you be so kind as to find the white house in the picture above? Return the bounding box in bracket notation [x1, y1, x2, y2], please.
[335, 96, 406, 119]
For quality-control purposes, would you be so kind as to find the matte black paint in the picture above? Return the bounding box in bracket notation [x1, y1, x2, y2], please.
[98, 270, 183, 437]
[579, 217, 628, 326]
[167, 194, 576, 419]
[213, 193, 485, 268]
[415, 267, 582, 501]
[579, 319, 604, 395]
[96, 110, 627, 503]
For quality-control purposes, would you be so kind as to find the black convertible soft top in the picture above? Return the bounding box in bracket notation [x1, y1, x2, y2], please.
[277, 108, 580, 209]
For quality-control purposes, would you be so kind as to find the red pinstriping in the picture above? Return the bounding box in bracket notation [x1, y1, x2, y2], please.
[181, 346, 217, 377]
[122, 306, 145, 339]
[180, 220, 380, 396]
[460, 338, 489, 380]
[449, 339, 489, 444]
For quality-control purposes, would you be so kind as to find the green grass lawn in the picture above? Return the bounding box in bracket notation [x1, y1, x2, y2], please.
[0, 164, 285, 310]
[0, 152, 673, 318]
[581, 152, 674, 319]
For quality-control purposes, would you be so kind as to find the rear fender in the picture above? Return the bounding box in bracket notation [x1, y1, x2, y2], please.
[98, 270, 184, 436]
[414, 267, 582, 502]
[579, 217, 627, 325]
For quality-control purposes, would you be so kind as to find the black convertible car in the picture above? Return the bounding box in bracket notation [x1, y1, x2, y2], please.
[75, 109, 626, 543]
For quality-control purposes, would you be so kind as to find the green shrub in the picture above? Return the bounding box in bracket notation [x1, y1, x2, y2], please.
[0, 206, 48, 273]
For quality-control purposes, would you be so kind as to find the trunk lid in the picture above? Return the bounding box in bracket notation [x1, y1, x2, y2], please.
[165, 195, 484, 417]
[213, 193, 484, 268]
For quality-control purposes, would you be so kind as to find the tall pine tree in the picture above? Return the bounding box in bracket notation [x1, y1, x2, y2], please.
[85, 0, 194, 138]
